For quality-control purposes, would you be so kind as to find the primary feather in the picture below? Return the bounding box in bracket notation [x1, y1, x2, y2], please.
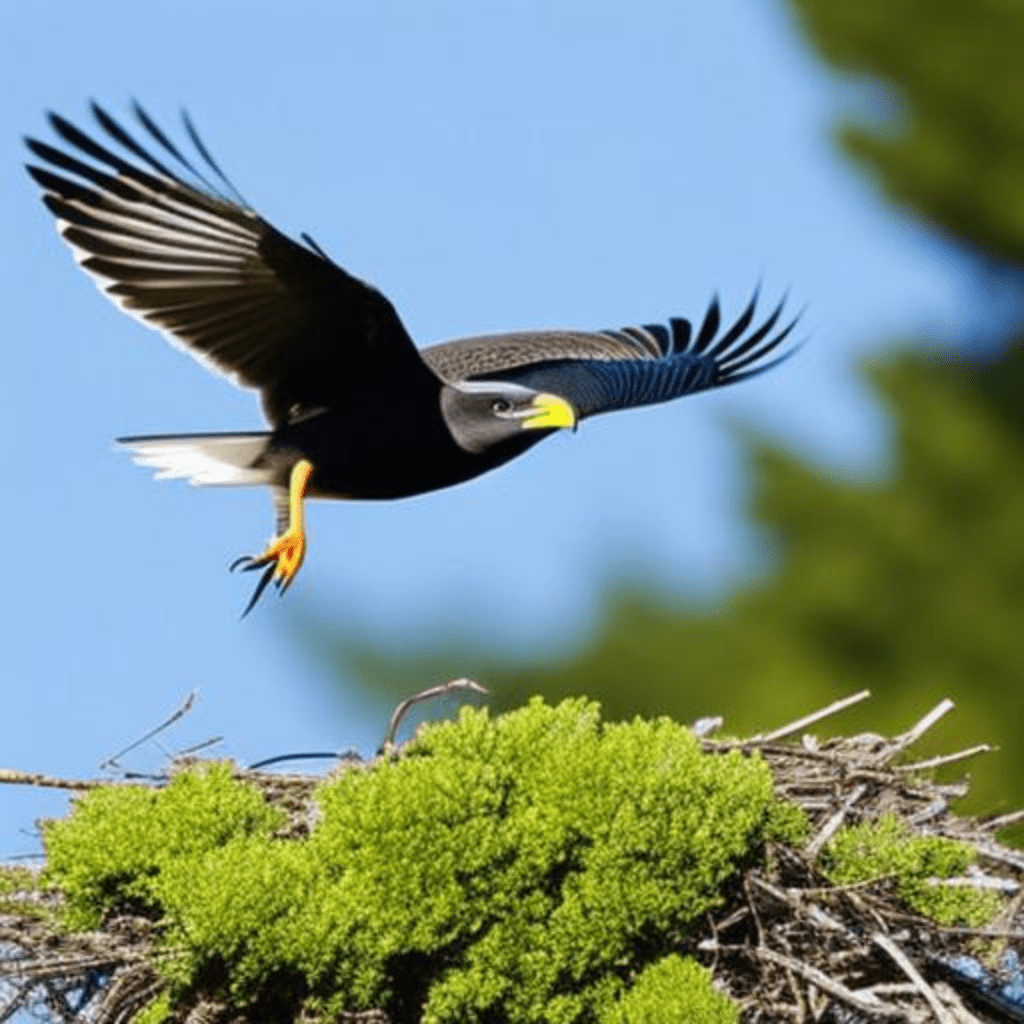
[25, 101, 433, 428]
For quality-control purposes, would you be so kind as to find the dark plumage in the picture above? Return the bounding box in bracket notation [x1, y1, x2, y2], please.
[25, 102, 800, 613]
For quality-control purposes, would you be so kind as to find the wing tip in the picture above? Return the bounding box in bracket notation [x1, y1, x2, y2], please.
[702, 288, 803, 381]
[658, 288, 804, 391]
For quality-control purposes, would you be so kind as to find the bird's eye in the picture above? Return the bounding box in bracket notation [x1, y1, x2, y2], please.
[491, 398, 513, 415]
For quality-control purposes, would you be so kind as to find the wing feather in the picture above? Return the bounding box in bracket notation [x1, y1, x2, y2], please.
[26, 102, 434, 426]
[423, 292, 799, 420]
[422, 328, 666, 383]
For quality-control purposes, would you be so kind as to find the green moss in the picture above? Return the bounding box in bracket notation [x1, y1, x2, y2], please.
[764, 799, 811, 847]
[43, 763, 283, 929]
[601, 956, 739, 1024]
[133, 992, 170, 1024]
[822, 813, 1002, 926]
[0, 865, 54, 921]
[0, 865, 38, 897]
[43, 699, 770, 1023]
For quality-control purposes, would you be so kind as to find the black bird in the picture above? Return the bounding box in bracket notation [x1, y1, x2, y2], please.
[25, 102, 799, 614]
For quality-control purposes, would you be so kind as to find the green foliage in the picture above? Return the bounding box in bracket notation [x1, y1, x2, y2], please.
[0, 865, 52, 921]
[763, 799, 811, 848]
[788, 0, 1024, 548]
[822, 813, 1003, 927]
[133, 993, 171, 1024]
[44, 763, 283, 929]
[600, 956, 738, 1024]
[42, 699, 768, 1023]
[0, 865, 37, 897]
[788, 0, 1024, 262]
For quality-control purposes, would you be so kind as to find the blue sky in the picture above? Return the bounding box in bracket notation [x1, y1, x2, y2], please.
[1, 0, 959, 858]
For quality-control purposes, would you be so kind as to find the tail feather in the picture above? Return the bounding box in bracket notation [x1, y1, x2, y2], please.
[117, 432, 273, 486]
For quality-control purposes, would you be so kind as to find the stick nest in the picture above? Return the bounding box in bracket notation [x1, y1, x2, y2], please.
[2, 689, 1023, 1024]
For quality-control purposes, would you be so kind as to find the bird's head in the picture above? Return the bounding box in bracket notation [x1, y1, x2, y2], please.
[440, 380, 577, 454]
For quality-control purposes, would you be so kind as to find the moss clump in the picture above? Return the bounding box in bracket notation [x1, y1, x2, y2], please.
[600, 955, 739, 1023]
[44, 762, 283, 929]
[43, 698, 781, 1023]
[0, 865, 52, 921]
[763, 798, 811, 847]
[822, 813, 1003, 927]
[0, 865, 38, 899]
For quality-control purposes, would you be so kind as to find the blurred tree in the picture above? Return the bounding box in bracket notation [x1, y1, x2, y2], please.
[296, 0, 1024, 820]
[788, 0, 1024, 431]
[788, 0, 1024, 265]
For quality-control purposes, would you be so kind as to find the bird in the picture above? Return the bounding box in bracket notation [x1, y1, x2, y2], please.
[25, 102, 799, 615]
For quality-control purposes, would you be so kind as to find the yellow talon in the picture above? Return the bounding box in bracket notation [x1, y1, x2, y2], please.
[232, 459, 314, 615]
[258, 525, 307, 587]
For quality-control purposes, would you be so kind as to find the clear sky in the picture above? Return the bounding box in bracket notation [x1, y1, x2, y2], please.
[1, 0, 959, 859]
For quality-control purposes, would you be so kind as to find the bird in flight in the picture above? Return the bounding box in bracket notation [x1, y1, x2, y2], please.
[26, 102, 799, 615]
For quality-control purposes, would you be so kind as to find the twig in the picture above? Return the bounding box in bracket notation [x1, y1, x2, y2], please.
[748, 944, 917, 1021]
[933, 925, 1024, 939]
[760, 690, 872, 743]
[988, 883, 1024, 960]
[745, 876, 765, 947]
[99, 691, 198, 770]
[90, 964, 163, 1024]
[871, 698, 954, 767]
[909, 799, 949, 825]
[750, 875, 857, 941]
[970, 841, 1024, 873]
[929, 875, 1018, 892]
[380, 678, 487, 754]
[929, 982, 987, 1024]
[0, 951, 143, 982]
[175, 736, 224, 758]
[708, 741, 856, 763]
[925, 781, 971, 800]
[0, 769, 121, 791]
[711, 906, 750, 933]
[982, 808, 1024, 833]
[862, 983, 921, 996]
[795, 878, 891, 897]
[872, 933, 956, 1024]
[805, 783, 868, 859]
[892, 745, 992, 774]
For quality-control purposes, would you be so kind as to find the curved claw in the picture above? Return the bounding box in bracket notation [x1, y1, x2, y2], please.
[230, 553, 271, 574]
[241, 563, 277, 618]
[231, 526, 307, 615]
[277, 565, 299, 596]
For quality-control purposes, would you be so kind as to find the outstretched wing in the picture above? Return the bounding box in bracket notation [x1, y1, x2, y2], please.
[422, 291, 799, 419]
[25, 101, 437, 427]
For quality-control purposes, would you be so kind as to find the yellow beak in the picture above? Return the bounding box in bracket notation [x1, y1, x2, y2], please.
[521, 392, 578, 432]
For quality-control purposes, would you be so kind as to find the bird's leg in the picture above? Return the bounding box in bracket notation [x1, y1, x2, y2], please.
[231, 458, 314, 615]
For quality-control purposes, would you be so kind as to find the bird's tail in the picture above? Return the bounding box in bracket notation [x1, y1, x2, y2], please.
[117, 432, 275, 486]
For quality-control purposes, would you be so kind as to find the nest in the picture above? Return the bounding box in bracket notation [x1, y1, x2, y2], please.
[697, 692, 1024, 1022]
[2, 688, 1024, 1024]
